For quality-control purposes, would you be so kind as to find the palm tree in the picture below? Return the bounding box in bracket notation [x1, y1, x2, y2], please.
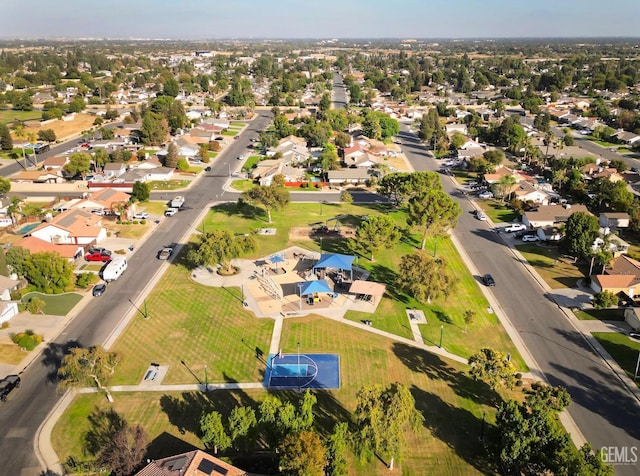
[26, 131, 38, 166]
[12, 124, 28, 169]
[497, 174, 517, 202]
[543, 131, 555, 165]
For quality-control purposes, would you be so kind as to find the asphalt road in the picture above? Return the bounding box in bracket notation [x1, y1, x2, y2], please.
[397, 127, 640, 475]
[332, 72, 347, 110]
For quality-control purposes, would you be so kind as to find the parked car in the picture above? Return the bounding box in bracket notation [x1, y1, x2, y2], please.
[629, 332, 640, 340]
[133, 212, 149, 220]
[0, 375, 20, 401]
[504, 223, 527, 233]
[236, 155, 244, 160]
[476, 212, 487, 221]
[204, 166, 211, 172]
[92, 283, 107, 297]
[157, 247, 173, 260]
[88, 247, 111, 256]
[482, 274, 496, 286]
[478, 191, 494, 199]
[85, 251, 112, 262]
[164, 208, 178, 217]
[522, 235, 539, 242]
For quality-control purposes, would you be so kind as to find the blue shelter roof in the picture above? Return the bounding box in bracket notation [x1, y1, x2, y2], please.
[298, 280, 333, 296]
[313, 253, 354, 271]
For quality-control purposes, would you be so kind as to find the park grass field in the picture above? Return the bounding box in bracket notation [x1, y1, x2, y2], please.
[54, 314, 520, 475]
[0, 109, 41, 124]
[109, 264, 274, 385]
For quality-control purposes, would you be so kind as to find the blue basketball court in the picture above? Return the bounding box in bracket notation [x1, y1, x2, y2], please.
[264, 353, 340, 390]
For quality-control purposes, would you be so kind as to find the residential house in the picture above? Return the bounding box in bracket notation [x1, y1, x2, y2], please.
[13, 235, 83, 261]
[590, 255, 640, 298]
[327, 169, 370, 184]
[509, 181, 552, 205]
[624, 307, 640, 330]
[592, 233, 630, 257]
[42, 156, 68, 171]
[30, 209, 107, 245]
[13, 170, 65, 183]
[103, 163, 127, 178]
[581, 163, 601, 177]
[135, 449, 253, 476]
[522, 204, 591, 228]
[446, 123, 468, 135]
[252, 159, 304, 186]
[457, 140, 487, 160]
[593, 168, 624, 183]
[0, 275, 20, 324]
[599, 212, 631, 231]
[484, 166, 529, 185]
[613, 130, 640, 147]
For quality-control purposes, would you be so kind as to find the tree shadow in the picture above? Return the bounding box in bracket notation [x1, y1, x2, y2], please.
[41, 340, 82, 385]
[83, 407, 126, 456]
[432, 309, 453, 325]
[410, 385, 497, 474]
[367, 264, 407, 303]
[234, 199, 267, 222]
[145, 431, 200, 461]
[392, 343, 502, 408]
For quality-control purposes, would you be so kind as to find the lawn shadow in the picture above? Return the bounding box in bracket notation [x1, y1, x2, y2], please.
[392, 343, 501, 408]
[368, 264, 407, 303]
[411, 385, 497, 474]
[432, 309, 453, 325]
[41, 340, 82, 385]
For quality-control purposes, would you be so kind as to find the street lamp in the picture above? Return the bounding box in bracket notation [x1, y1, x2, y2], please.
[320, 201, 323, 216]
[228, 163, 231, 177]
[297, 342, 301, 393]
[204, 365, 208, 392]
[479, 412, 486, 441]
[439, 325, 444, 348]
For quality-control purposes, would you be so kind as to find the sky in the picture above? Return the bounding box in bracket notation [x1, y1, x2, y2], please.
[1, 0, 639, 39]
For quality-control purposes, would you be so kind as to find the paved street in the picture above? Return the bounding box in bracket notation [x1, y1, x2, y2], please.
[397, 126, 640, 476]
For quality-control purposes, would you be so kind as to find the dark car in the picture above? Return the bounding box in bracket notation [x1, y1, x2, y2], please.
[0, 375, 20, 401]
[88, 247, 111, 256]
[482, 274, 496, 286]
[204, 166, 211, 172]
[92, 283, 107, 297]
[629, 332, 640, 340]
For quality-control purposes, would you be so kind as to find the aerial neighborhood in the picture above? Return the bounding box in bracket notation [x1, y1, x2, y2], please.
[0, 33, 640, 476]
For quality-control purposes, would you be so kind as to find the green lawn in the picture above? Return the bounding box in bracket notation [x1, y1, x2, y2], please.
[574, 309, 625, 321]
[0, 109, 41, 124]
[109, 264, 274, 385]
[230, 179, 254, 192]
[450, 169, 479, 185]
[147, 180, 191, 191]
[222, 130, 238, 136]
[242, 155, 264, 171]
[21, 292, 83, 316]
[54, 315, 521, 475]
[593, 332, 640, 384]
[230, 122, 248, 128]
[515, 244, 586, 289]
[478, 201, 520, 224]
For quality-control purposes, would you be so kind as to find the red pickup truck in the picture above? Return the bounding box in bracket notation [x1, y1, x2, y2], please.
[85, 252, 111, 262]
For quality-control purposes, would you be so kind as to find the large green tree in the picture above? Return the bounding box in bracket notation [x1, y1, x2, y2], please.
[63, 152, 92, 179]
[406, 189, 461, 250]
[468, 348, 517, 390]
[0, 177, 10, 196]
[278, 430, 327, 476]
[241, 185, 290, 223]
[326, 422, 349, 476]
[6, 248, 74, 293]
[354, 383, 423, 470]
[162, 77, 179, 97]
[58, 346, 121, 402]
[131, 181, 150, 202]
[563, 212, 600, 259]
[140, 111, 169, 145]
[350, 215, 401, 261]
[186, 229, 256, 273]
[200, 411, 231, 454]
[0, 123, 13, 151]
[396, 253, 456, 303]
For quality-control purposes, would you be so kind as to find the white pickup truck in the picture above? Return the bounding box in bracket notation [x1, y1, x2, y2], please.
[504, 223, 527, 233]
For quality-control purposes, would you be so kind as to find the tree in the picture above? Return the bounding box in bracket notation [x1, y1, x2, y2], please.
[564, 212, 600, 259]
[450, 131, 466, 150]
[37, 129, 56, 143]
[140, 111, 169, 145]
[563, 133, 575, 146]
[592, 290, 618, 309]
[463, 309, 475, 333]
[63, 152, 92, 179]
[406, 189, 461, 250]
[241, 185, 290, 223]
[350, 215, 401, 262]
[68, 97, 86, 113]
[334, 131, 351, 148]
[494, 174, 517, 202]
[340, 190, 353, 204]
[354, 383, 423, 470]
[278, 430, 327, 476]
[228, 406, 257, 450]
[468, 348, 517, 390]
[6, 249, 74, 293]
[362, 114, 382, 140]
[0, 123, 13, 151]
[319, 143, 339, 176]
[162, 77, 179, 97]
[187, 229, 256, 274]
[326, 422, 349, 476]
[482, 149, 505, 166]
[96, 421, 149, 476]
[200, 411, 231, 454]
[0, 177, 10, 196]
[165, 143, 179, 168]
[177, 158, 189, 171]
[131, 181, 150, 202]
[396, 253, 456, 303]
[198, 143, 210, 163]
[319, 92, 331, 112]
[58, 346, 121, 402]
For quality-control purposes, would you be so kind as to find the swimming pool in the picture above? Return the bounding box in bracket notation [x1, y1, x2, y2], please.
[15, 222, 40, 235]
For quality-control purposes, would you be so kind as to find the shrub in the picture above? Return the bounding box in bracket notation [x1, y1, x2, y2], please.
[1, 321, 9, 330]
[132, 220, 139, 225]
[140, 219, 146, 225]
[27, 297, 46, 314]
[76, 272, 96, 289]
[12, 330, 44, 350]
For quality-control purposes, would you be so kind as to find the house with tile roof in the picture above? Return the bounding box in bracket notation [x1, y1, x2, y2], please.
[591, 255, 640, 298]
[13, 235, 83, 261]
[42, 155, 68, 171]
[13, 170, 65, 183]
[135, 449, 257, 476]
[522, 204, 591, 228]
[30, 209, 107, 245]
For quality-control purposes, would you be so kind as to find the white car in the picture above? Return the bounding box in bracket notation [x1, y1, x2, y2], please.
[476, 212, 487, 221]
[522, 234, 539, 242]
[504, 223, 527, 233]
[478, 191, 493, 199]
[133, 212, 149, 220]
[164, 208, 178, 217]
